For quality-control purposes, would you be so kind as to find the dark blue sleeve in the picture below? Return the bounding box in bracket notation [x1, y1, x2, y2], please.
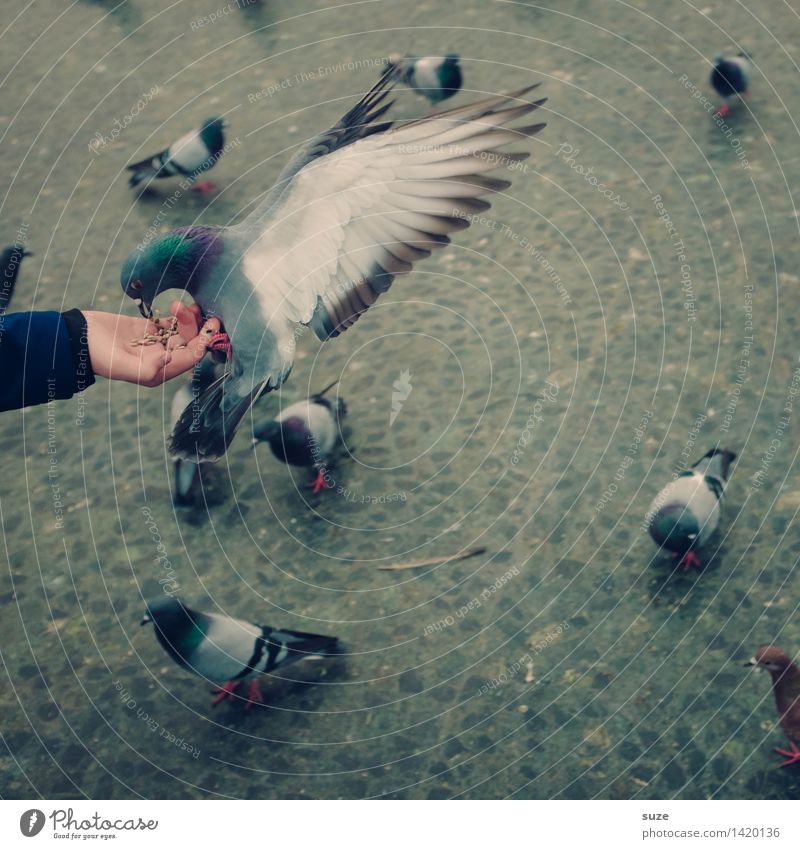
[0, 310, 95, 412]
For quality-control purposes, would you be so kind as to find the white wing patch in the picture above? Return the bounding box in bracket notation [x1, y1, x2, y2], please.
[277, 399, 337, 457]
[647, 472, 721, 544]
[169, 129, 210, 173]
[241, 95, 544, 342]
[190, 614, 262, 684]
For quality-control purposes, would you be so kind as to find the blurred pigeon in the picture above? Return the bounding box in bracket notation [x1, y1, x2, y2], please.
[745, 645, 800, 767]
[252, 379, 346, 493]
[387, 53, 462, 104]
[710, 52, 752, 117]
[646, 447, 735, 571]
[127, 116, 227, 192]
[141, 596, 339, 707]
[120, 68, 546, 461]
[170, 358, 219, 505]
[0, 243, 31, 315]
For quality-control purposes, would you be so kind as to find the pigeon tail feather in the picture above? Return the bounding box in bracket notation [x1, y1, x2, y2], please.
[169, 376, 265, 462]
[173, 459, 199, 505]
[693, 447, 736, 480]
[127, 157, 159, 187]
[272, 628, 339, 663]
[310, 379, 347, 418]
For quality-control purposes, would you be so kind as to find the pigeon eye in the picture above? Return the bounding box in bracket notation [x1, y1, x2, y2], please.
[131, 280, 143, 292]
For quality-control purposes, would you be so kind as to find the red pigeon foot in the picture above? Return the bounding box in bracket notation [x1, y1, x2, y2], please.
[244, 679, 264, 710]
[309, 469, 333, 494]
[678, 551, 703, 572]
[191, 181, 218, 193]
[207, 332, 232, 357]
[775, 742, 800, 768]
[715, 104, 730, 118]
[211, 680, 240, 706]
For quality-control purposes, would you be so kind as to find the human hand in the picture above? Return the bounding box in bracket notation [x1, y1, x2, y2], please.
[84, 302, 221, 387]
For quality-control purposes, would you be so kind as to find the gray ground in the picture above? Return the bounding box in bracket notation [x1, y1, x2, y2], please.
[1, 0, 799, 799]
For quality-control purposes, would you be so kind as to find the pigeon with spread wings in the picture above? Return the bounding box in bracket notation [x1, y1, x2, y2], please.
[120, 69, 547, 461]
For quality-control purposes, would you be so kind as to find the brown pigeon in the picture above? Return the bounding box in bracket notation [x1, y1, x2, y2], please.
[746, 645, 800, 766]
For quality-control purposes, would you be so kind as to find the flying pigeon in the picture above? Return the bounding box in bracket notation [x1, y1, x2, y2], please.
[252, 379, 346, 493]
[387, 53, 463, 104]
[120, 68, 546, 462]
[645, 447, 736, 571]
[127, 116, 227, 192]
[140, 596, 339, 707]
[745, 645, 800, 767]
[170, 358, 219, 505]
[710, 52, 752, 117]
[0, 243, 31, 315]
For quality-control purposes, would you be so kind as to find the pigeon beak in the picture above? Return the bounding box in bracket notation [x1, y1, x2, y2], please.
[140, 614, 152, 626]
[134, 298, 153, 319]
[743, 657, 758, 667]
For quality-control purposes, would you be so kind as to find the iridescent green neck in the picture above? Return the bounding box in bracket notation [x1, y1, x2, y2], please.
[152, 227, 221, 295]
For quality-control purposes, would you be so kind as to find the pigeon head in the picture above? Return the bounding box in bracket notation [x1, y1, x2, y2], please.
[254, 416, 316, 465]
[746, 645, 795, 674]
[140, 596, 190, 628]
[141, 597, 208, 666]
[648, 504, 699, 554]
[440, 54, 462, 84]
[121, 227, 222, 317]
[199, 116, 227, 157]
[252, 419, 282, 446]
[2, 242, 31, 261]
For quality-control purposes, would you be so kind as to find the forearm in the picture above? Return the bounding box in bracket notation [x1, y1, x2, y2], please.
[0, 310, 96, 412]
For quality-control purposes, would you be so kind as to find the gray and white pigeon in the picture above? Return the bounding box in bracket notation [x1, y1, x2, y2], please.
[252, 379, 346, 493]
[127, 116, 227, 192]
[140, 596, 339, 707]
[0, 243, 31, 315]
[710, 51, 752, 117]
[170, 358, 220, 505]
[645, 447, 736, 571]
[387, 53, 463, 104]
[119, 68, 546, 462]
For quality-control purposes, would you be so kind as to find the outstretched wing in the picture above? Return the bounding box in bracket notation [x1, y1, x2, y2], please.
[241, 81, 546, 341]
[246, 66, 399, 220]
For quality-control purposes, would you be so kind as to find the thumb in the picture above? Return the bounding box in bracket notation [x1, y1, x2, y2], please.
[170, 301, 203, 342]
[158, 317, 222, 382]
[187, 317, 222, 363]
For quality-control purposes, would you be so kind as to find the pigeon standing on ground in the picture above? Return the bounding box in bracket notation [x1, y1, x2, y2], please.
[710, 52, 752, 117]
[127, 117, 227, 192]
[120, 67, 547, 461]
[745, 645, 800, 767]
[387, 53, 463, 104]
[140, 597, 339, 707]
[0, 243, 31, 315]
[170, 358, 219, 505]
[645, 447, 736, 571]
[252, 379, 346, 493]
